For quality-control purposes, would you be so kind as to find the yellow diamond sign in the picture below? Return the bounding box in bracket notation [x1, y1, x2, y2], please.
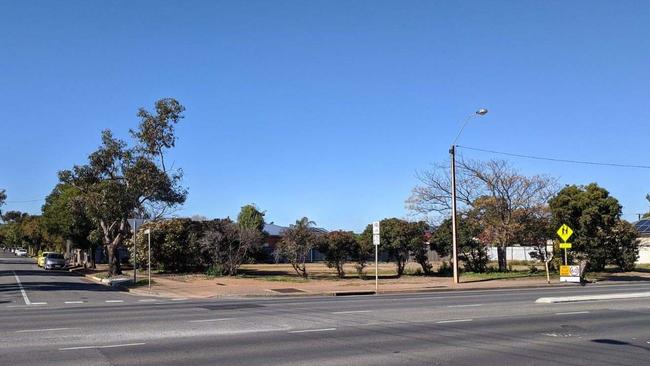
[557, 224, 573, 242]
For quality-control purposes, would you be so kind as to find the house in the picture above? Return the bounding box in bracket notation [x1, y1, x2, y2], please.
[633, 220, 650, 264]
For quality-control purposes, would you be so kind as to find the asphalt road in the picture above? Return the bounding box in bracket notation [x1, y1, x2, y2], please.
[2, 252, 650, 365]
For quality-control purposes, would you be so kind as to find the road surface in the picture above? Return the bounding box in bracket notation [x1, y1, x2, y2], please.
[2, 252, 650, 365]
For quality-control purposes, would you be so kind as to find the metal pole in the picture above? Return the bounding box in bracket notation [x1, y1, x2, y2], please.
[133, 221, 137, 284]
[450, 145, 460, 284]
[375, 244, 378, 294]
[148, 231, 151, 290]
[564, 248, 567, 266]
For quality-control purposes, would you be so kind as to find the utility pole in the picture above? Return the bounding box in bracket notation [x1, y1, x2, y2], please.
[449, 108, 488, 284]
[450, 144, 459, 284]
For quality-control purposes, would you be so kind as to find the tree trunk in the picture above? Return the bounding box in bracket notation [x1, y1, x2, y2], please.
[107, 244, 122, 277]
[497, 246, 507, 272]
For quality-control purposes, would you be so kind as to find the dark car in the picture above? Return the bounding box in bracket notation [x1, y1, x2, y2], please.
[44, 253, 66, 270]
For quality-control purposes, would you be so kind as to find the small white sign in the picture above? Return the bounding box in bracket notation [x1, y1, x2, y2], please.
[372, 221, 380, 235]
[373, 234, 380, 246]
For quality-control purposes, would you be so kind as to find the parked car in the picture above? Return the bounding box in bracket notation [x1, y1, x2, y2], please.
[37, 252, 54, 267]
[15, 248, 28, 257]
[43, 253, 66, 270]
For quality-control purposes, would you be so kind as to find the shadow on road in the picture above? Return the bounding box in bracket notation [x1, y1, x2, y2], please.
[592, 339, 650, 352]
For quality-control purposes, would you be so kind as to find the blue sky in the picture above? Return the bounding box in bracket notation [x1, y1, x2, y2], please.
[1, 0, 649, 231]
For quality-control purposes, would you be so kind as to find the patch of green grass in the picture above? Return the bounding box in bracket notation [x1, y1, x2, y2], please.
[129, 279, 156, 288]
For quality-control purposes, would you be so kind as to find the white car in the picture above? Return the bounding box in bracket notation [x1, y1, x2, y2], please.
[15, 248, 27, 257]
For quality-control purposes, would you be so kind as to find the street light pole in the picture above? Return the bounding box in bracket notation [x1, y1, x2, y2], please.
[450, 108, 488, 284]
[145, 228, 151, 290]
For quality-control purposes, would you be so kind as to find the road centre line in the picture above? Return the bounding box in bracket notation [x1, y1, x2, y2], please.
[555, 311, 590, 315]
[138, 299, 157, 302]
[12, 271, 31, 305]
[289, 328, 337, 334]
[59, 342, 146, 351]
[171, 298, 188, 301]
[188, 318, 233, 323]
[331, 310, 372, 314]
[105, 300, 124, 303]
[17, 327, 78, 333]
[65, 301, 84, 304]
[436, 319, 473, 324]
[448, 304, 483, 308]
[31, 302, 47, 305]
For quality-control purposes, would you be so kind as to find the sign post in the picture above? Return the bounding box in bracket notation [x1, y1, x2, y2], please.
[372, 221, 380, 295]
[556, 224, 579, 283]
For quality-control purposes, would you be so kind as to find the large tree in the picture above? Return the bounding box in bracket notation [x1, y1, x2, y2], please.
[549, 183, 638, 271]
[0, 189, 6, 218]
[429, 216, 489, 273]
[60, 98, 187, 276]
[408, 159, 556, 271]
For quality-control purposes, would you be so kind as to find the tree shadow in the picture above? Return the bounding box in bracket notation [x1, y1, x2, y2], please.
[592, 339, 650, 352]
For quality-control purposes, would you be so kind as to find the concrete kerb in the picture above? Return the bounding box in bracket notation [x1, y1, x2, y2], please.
[535, 291, 650, 304]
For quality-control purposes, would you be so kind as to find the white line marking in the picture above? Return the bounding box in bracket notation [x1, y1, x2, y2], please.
[171, 298, 188, 301]
[188, 318, 233, 323]
[138, 299, 157, 302]
[65, 301, 84, 304]
[31, 302, 47, 305]
[12, 271, 31, 305]
[448, 304, 483, 308]
[289, 328, 337, 334]
[555, 311, 590, 315]
[105, 300, 124, 303]
[59, 342, 146, 351]
[332, 310, 372, 314]
[436, 319, 473, 324]
[16, 327, 78, 333]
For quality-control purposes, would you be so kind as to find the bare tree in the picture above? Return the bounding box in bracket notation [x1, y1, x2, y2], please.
[408, 158, 557, 271]
[274, 217, 322, 278]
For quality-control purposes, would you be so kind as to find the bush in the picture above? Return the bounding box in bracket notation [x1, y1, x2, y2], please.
[528, 265, 539, 274]
[437, 261, 453, 277]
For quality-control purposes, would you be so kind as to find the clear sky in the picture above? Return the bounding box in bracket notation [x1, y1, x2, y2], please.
[1, 0, 649, 232]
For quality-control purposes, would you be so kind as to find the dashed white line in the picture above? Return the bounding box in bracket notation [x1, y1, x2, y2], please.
[59, 342, 146, 351]
[288, 328, 337, 334]
[448, 304, 483, 308]
[31, 302, 47, 305]
[332, 310, 372, 315]
[555, 311, 590, 315]
[188, 318, 233, 323]
[65, 301, 84, 304]
[436, 319, 473, 324]
[16, 327, 78, 333]
[171, 298, 188, 301]
[12, 271, 31, 305]
[105, 300, 124, 303]
[138, 299, 157, 302]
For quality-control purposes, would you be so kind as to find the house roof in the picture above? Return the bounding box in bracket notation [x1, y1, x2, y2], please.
[263, 223, 328, 236]
[634, 220, 650, 235]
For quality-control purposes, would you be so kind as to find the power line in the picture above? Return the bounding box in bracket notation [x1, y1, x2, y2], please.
[456, 145, 650, 170]
[5, 199, 45, 203]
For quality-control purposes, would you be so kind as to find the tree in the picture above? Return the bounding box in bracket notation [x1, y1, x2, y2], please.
[352, 232, 373, 278]
[361, 218, 427, 277]
[199, 219, 262, 276]
[275, 217, 322, 278]
[549, 184, 638, 271]
[429, 216, 489, 273]
[59, 99, 187, 276]
[134, 219, 204, 273]
[237, 204, 265, 232]
[408, 159, 556, 271]
[42, 184, 95, 265]
[318, 230, 356, 278]
[0, 189, 6, 218]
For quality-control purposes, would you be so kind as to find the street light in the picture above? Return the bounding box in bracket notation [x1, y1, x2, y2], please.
[450, 108, 488, 284]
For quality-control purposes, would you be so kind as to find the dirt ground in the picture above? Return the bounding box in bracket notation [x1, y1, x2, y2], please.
[78, 262, 650, 299]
